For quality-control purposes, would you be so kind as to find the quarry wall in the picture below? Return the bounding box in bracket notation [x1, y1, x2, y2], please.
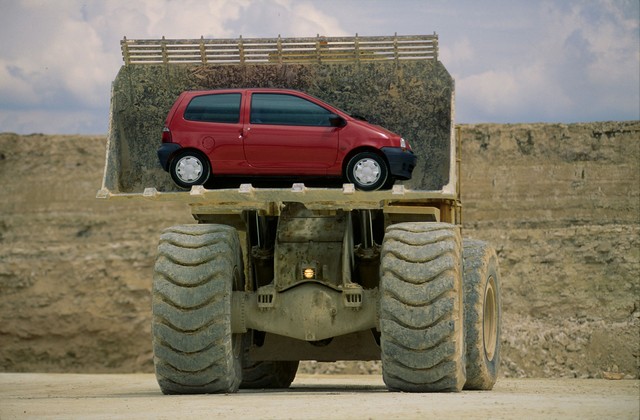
[1, 120, 637, 378]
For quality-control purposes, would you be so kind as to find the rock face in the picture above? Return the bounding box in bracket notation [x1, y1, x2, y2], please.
[461, 121, 639, 378]
[0, 120, 638, 378]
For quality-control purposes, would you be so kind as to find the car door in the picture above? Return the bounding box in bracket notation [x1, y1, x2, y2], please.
[179, 92, 244, 171]
[243, 92, 339, 173]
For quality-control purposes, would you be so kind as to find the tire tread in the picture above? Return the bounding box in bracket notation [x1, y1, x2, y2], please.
[380, 222, 465, 392]
[152, 224, 242, 394]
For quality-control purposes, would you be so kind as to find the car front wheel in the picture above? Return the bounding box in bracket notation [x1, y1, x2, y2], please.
[345, 152, 389, 191]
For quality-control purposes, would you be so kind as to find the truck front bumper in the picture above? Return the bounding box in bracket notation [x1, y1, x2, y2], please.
[381, 147, 417, 180]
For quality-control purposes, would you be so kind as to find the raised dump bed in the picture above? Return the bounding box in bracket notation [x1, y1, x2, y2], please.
[99, 34, 457, 198]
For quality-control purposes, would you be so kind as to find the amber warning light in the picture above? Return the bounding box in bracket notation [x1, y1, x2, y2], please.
[303, 268, 316, 279]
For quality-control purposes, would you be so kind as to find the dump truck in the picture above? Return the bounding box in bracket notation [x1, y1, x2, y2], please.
[98, 34, 502, 393]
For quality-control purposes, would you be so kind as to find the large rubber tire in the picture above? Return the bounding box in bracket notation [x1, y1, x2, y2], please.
[380, 222, 466, 392]
[462, 239, 502, 390]
[345, 152, 389, 191]
[240, 331, 298, 389]
[152, 224, 243, 394]
[240, 357, 299, 389]
[169, 150, 211, 189]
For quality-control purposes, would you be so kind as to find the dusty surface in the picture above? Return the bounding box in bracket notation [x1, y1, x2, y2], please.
[0, 121, 638, 379]
[1, 374, 638, 419]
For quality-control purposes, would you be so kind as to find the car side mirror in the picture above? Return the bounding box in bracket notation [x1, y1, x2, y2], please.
[329, 114, 347, 128]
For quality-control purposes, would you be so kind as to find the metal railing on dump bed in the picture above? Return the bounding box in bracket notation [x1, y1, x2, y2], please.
[121, 33, 438, 65]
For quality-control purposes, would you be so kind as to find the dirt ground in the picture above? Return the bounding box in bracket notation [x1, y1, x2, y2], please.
[1, 374, 638, 419]
[0, 121, 638, 379]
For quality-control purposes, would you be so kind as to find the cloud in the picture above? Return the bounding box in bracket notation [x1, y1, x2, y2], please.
[457, 65, 573, 122]
[440, 37, 474, 68]
[0, 0, 637, 133]
[97, 0, 248, 39]
[454, 0, 639, 122]
[227, 0, 348, 37]
[543, 0, 639, 120]
[0, 0, 348, 134]
[0, 108, 106, 135]
[0, 1, 117, 110]
[285, 1, 349, 37]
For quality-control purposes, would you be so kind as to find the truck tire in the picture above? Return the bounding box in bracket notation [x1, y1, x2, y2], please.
[380, 222, 466, 392]
[152, 224, 243, 394]
[462, 239, 502, 390]
[240, 358, 299, 389]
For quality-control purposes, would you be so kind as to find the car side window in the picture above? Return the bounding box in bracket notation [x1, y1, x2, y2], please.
[251, 93, 332, 126]
[184, 93, 241, 123]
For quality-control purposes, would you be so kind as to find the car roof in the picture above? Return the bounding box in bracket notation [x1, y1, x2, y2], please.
[181, 88, 304, 96]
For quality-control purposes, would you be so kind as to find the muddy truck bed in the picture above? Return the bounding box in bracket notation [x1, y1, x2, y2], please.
[99, 34, 457, 201]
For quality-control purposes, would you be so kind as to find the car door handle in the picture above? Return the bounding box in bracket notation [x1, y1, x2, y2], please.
[240, 127, 250, 139]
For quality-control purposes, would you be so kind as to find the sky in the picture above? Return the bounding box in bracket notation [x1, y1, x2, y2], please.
[0, 0, 638, 135]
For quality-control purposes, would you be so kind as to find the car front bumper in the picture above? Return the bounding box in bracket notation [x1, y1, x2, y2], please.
[381, 147, 417, 180]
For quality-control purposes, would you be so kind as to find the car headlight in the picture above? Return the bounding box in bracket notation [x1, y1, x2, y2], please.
[400, 138, 408, 150]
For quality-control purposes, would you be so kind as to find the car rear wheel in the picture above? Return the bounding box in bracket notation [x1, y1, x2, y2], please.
[345, 152, 389, 191]
[170, 150, 211, 189]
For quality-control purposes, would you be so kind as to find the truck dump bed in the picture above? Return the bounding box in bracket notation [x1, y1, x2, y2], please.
[98, 34, 458, 214]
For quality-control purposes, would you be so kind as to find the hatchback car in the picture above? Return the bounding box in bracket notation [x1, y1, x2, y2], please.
[158, 88, 416, 191]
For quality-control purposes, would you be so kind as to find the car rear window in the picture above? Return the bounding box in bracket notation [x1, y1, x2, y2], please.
[184, 93, 241, 123]
[250, 93, 333, 126]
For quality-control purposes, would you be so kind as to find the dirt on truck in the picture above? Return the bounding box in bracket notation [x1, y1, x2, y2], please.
[98, 34, 502, 394]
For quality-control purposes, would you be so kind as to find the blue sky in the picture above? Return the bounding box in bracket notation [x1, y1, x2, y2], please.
[0, 0, 638, 134]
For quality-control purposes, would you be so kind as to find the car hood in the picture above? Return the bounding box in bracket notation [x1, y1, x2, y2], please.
[348, 118, 401, 139]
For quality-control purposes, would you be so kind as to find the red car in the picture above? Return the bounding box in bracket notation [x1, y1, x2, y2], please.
[158, 88, 416, 191]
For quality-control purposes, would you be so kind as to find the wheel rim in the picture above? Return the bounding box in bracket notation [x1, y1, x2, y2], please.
[353, 158, 381, 186]
[483, 276, 498, 362]
[175, 156, 203, 183]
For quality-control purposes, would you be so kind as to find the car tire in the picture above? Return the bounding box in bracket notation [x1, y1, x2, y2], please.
[345, 152, 389, 191]
[169, 150, 211, 189]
